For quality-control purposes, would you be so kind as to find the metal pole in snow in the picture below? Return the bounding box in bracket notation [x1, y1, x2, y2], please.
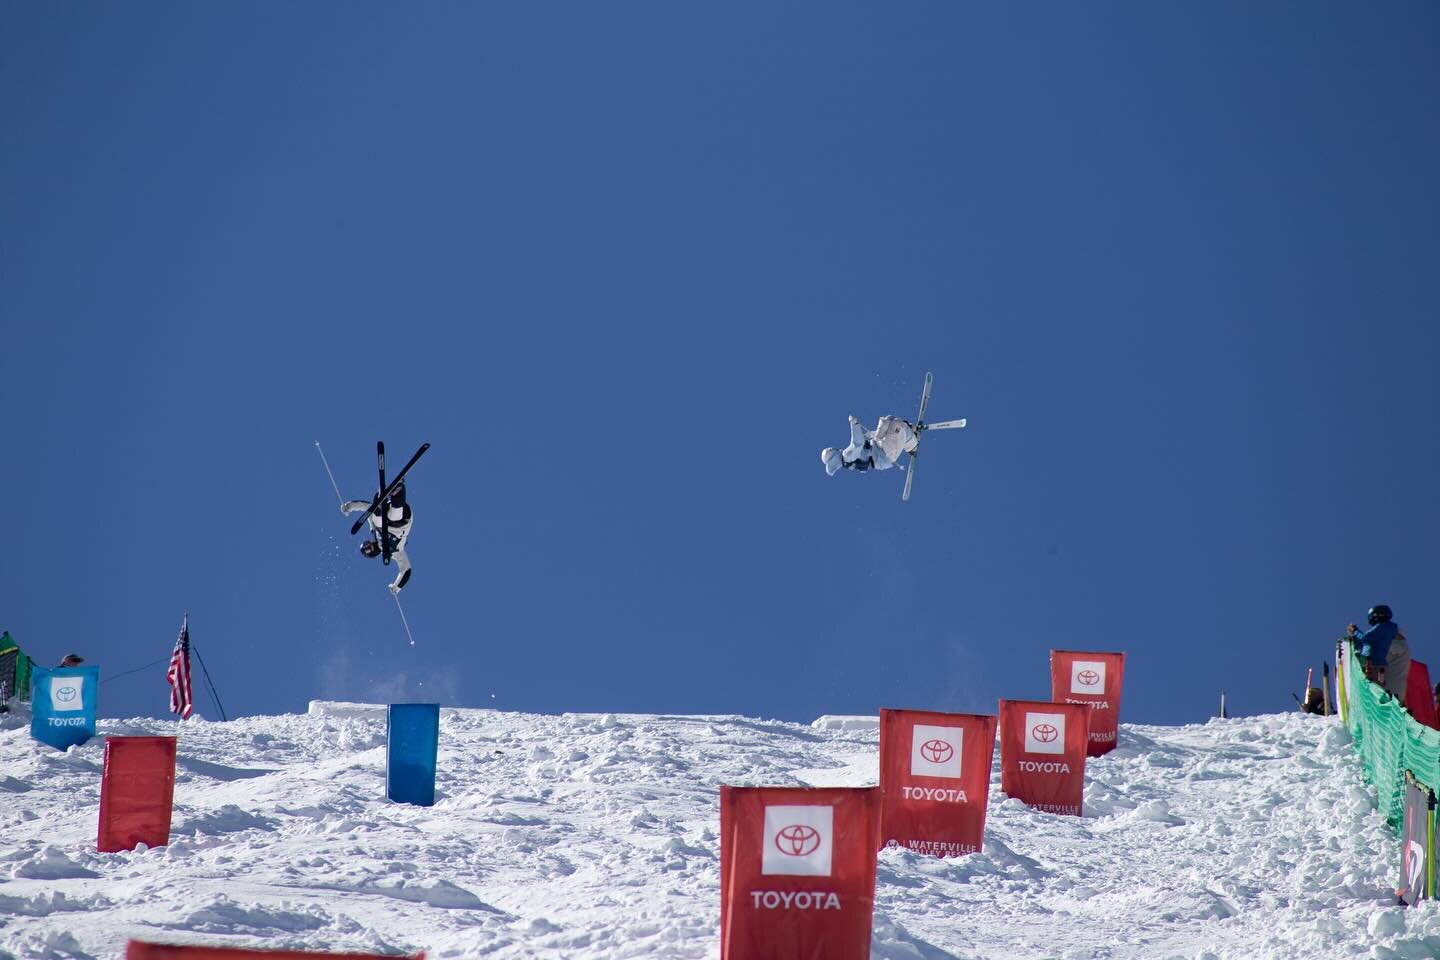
[187, 615, 229, 722]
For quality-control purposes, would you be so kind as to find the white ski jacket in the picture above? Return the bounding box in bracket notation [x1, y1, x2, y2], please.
[828, 416, 918, 473]
[342, 500, 413, 593]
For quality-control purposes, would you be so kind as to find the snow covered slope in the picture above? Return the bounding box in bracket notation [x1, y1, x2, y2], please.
[2, 704, 1437, 960]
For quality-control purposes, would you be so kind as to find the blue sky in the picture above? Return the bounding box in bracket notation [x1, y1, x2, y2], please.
[3, 2, 1437, 727]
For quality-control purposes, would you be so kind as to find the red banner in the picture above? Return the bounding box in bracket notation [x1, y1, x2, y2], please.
[878, 708, 995, 858]
[1050, 650, 1126, 756]
[1409, 661, 1439, 730]
[719, 786, 879, 960]
[127, 943, 423, 960]
[998, 700, 1088, 816]
[98, 736, 177, 853]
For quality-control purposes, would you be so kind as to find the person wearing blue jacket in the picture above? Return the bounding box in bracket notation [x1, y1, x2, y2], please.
[1348, 604, 1410, 703]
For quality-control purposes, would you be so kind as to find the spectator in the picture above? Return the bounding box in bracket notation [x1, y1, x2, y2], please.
[1389, 628, 1413, 705]
[1349, 605, 1409, 704]
[57, 654, 84, 667]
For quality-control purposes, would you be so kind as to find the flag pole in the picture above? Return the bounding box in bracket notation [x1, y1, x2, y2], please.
[186, 615, 229, 722]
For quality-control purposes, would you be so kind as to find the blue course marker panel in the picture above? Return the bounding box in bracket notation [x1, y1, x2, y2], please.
[387, 703, 440, 806]
[31, 666, 100, 750]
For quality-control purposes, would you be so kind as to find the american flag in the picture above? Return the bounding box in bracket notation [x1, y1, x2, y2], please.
[167, 615, 194, 718]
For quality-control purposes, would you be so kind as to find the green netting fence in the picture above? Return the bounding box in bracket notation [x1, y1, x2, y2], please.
[1340, 639, 1440, 830]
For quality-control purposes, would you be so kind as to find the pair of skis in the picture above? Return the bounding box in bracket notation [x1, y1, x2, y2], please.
[901, 371, 967, 502]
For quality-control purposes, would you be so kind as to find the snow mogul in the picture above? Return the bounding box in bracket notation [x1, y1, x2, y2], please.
[342, 479, 414, 595]
[820, 372, 966, 500]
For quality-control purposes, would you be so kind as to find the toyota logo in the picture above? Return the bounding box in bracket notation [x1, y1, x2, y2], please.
[774, 824, 822, 857]
[55, 685, 78, 703]
[1076, 669, 1101, 687]
[920, 739, 954, 764]
[1031, 723, 1059, 743]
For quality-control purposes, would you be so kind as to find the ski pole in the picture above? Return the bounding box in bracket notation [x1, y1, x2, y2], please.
[394, 592, 416, 646]
[315, 441, 345, 507]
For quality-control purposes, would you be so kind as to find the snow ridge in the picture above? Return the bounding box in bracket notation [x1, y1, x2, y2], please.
[0, 706, 1436, 959]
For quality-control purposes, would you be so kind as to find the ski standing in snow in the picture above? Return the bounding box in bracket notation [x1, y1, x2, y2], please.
[820, 372, 966, 500]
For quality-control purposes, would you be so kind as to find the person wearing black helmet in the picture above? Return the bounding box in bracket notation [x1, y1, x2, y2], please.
[1348, 605, 1410, 704]
[341, 480, 414, 595]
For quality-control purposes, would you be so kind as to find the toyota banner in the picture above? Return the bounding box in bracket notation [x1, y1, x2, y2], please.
[719, 785, 880, 960]
[1398, 778, 1432, 906]
[998, 699, 1089, 817]
[30, 665, 100, 751]
[1050, 650, 1125, 756]
[878, 708, 996, 858]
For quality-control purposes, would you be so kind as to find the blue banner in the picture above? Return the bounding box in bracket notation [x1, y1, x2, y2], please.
[387, 703, 439, 806]
[30, 666, 100, 750]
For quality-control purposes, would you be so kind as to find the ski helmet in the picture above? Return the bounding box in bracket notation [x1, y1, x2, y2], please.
[1368, 604, 1393, 625]
[821, 447, 843, 476]
[360, 540, 381, 558]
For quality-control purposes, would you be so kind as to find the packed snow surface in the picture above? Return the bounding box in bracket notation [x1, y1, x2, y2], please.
[2, 704, 1437, 959]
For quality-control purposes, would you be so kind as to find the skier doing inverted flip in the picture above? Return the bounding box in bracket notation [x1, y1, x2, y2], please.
[343, 482, 413, 594]
[820, 372, 966, 501]
[821, 416, 919, 474]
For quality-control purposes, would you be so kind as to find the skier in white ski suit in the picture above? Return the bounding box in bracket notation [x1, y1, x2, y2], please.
[342, 481, 414, 594]
[821, 416, 919, 476]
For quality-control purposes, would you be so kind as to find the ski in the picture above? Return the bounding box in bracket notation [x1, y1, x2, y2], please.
[350, 442, 431, 536]
[378, 442, 391, 566]
[902, 372, 933, 502]
[925, 418, 967, 431]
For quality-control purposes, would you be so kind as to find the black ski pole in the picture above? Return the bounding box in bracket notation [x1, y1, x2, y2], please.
[189, 641, 229, 722]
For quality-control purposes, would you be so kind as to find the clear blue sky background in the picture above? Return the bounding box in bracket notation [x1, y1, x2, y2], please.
[3, 3, 1437, 726]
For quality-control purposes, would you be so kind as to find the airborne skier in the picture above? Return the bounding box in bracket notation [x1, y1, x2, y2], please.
[821, 416, 919, 475]
[820, 372, 967, 501]
[333, 441, 430, 596]
[343, 480, 414, 595]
